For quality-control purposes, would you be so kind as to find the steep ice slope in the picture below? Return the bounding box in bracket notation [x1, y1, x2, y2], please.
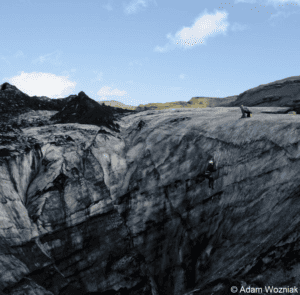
[1, 107, 300, 294]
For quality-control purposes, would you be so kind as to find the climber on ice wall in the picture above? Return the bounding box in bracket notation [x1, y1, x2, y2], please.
[204, 159, 217, 189]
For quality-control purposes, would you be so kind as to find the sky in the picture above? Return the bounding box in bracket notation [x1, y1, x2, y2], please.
[1, 0, 300, 107]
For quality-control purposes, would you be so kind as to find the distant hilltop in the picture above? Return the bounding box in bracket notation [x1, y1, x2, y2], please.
[103, 75, 300, 112]
[99, 100, 137, 110]
[100, 95, 238, 111]
[133, 95, 238, 112]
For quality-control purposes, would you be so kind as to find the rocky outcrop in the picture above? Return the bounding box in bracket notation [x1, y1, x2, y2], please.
[0, 83, 136, 131]
[1, 105, 300, 294]
[228, 75, 300, 113]
[0, 83, 73, 130]
[50, 91, 136, 132]
[0, 83, 71, 115]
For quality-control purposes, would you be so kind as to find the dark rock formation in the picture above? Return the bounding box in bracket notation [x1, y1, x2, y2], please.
[49, 91, 135, 132]
[1, 78, 300, 294]
[0, 83, 71, 129]
[0, 83, 136, 131]
[228, 75, 300, 114]
[0, 82, 10, 91]
[0, 82, 71, 115]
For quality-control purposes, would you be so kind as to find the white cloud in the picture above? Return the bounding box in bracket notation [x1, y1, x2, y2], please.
[15, 50, 25, 58]
[179, 74, 186, 79]
[97, 86, 127, 97]
[124, 0, 155, 14]
[32, 50, 62, 66]
[7, 72, 76, 98]
[155, 9, 229, 52]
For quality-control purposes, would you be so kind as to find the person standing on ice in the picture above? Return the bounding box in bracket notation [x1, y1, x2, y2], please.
[240, 105, 252, 118]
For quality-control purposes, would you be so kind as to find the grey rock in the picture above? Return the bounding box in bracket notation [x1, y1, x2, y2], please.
[1, 78, 300, 294]
[228, 75, 300, 113]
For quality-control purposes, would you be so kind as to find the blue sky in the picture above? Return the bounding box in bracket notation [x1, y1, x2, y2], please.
[1, 0, 300, 107]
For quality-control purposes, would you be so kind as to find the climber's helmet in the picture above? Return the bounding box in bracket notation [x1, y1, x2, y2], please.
[209, 160, 213, 164]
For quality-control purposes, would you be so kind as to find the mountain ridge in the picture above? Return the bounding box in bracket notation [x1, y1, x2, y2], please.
[2, 74, 300, 115]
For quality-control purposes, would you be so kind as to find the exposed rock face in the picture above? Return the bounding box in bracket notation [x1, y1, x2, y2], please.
[2, 78, 300, 295]
[228, 75, 300, 113]
[0, 83, 136, 131]
[0, 83, 73, 131]
[0, 83, 71, 115]
[1, 105, 300, 294]
[50, 91, 135, 132]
